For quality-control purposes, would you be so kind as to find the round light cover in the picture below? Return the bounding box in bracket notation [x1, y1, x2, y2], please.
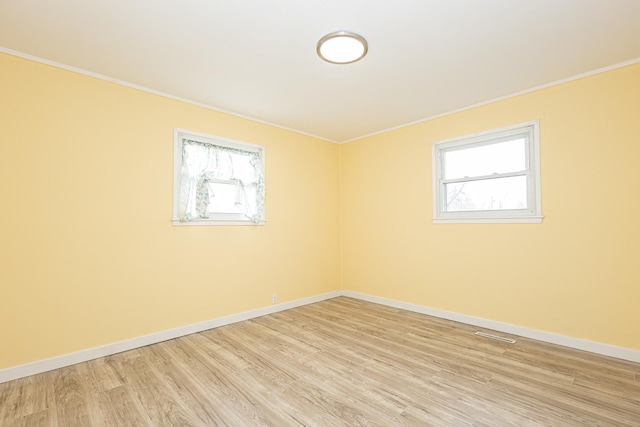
[317, 31, 368, 64]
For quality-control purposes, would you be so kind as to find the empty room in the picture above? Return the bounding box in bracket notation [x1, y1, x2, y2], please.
[1, 1, 639, 426]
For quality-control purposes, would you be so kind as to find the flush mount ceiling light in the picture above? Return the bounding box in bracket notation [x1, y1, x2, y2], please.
[317, 31, 368, 64]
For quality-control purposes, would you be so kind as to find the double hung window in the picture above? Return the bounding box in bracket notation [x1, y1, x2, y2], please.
[172, 129, 265, 225]
[432, 121, 542, 223]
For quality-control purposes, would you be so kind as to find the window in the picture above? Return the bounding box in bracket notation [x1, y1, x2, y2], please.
[432, 121, 542, 223]
[172, 128, 265, 225]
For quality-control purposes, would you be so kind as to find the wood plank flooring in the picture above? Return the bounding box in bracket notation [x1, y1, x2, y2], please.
[1, 297, 639, 426]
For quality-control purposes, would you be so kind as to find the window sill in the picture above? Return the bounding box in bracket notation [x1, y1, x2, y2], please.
[433, 216, 543, 224]
[172, 219, 265, 226]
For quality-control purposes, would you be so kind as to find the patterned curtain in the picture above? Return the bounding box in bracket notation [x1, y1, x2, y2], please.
[178, 139, 264, 223]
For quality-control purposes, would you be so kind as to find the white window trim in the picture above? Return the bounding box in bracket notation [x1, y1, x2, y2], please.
[432, 121, 542, 224]
[172, 128, 265, 226]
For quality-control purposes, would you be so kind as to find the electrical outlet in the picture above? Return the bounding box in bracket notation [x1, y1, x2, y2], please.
[272, 294, 278, 304]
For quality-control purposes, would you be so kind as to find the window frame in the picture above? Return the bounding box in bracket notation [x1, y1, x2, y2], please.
[172, 128, 265, 226]
[432, 121, 542, 224]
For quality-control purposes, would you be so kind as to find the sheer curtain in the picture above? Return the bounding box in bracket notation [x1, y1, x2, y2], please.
[177, 139, 264, 223]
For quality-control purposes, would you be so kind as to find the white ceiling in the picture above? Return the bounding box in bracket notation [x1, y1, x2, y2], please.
[1, 0, 639, 143]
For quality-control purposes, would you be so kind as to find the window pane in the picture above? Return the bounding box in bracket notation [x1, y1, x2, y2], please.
[445, 175, 527, 212]
[444, 138, 526, 179]
[208, 183, 244, 214]
[237, 153, 260, 182]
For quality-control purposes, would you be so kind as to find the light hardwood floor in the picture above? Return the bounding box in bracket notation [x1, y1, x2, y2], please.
[1, 297, 639, 426]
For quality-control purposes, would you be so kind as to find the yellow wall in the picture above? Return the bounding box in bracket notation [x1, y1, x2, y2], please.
[0, 53, 341, 369]
[2, 51, 639, 371]
[341, 63, 640, 351]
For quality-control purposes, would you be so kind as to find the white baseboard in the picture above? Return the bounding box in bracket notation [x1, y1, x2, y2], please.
[0, 291, 342, 384]
[343, 291, 640, 364]
[2, 289, 638, 384]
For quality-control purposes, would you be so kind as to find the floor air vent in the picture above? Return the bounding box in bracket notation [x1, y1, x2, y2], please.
[475, 331, 516, 344]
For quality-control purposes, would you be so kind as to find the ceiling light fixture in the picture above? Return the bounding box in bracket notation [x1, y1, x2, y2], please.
[317, 31, 368, 64]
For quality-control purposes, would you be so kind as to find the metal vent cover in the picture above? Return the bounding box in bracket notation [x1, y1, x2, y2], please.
[475, 331, 517, 344]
